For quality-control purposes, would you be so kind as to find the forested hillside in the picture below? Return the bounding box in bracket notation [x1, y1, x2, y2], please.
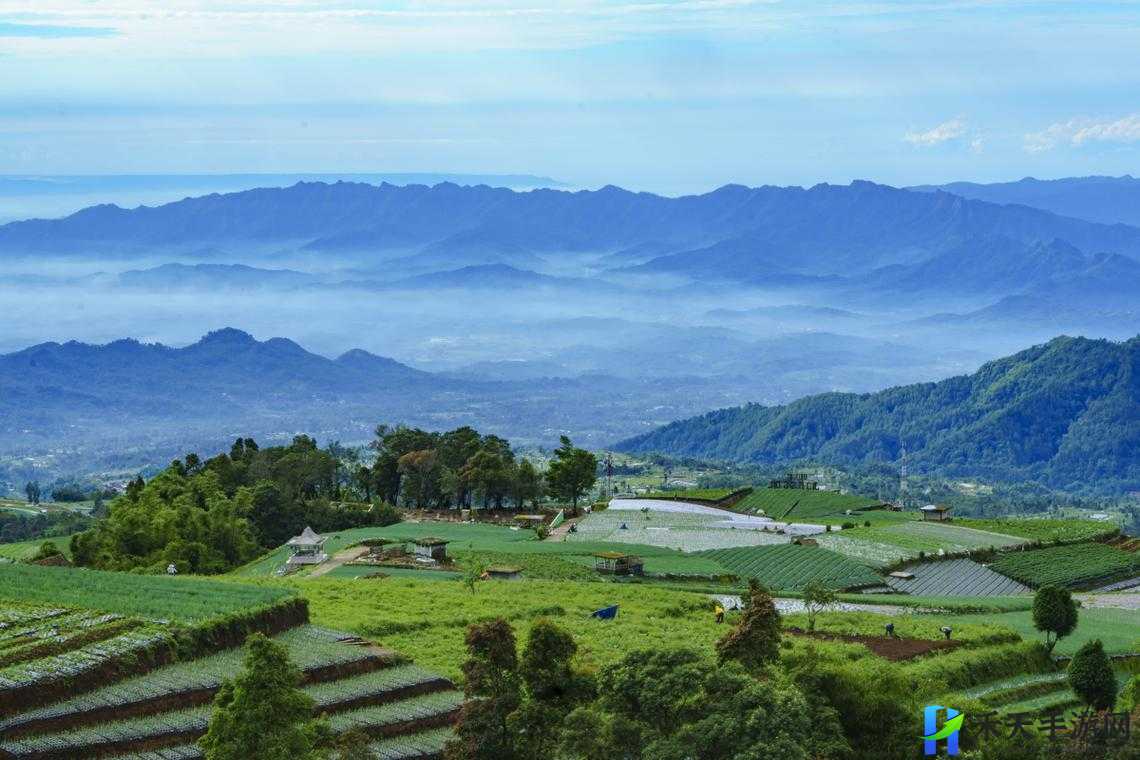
[617, 335, 1140, 492]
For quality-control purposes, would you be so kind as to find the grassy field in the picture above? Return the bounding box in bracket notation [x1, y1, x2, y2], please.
[234, 521, 729, 578]
[0, 563, 294, 622]
[990, 543, 1140, 588]
[816, 521, 1026, 566]
[0, 534, 81, 561]
[279, 575, 732, 679]
[954, 605, 1140, 656]
[956, 517, 1119, 543]
[697, 544, 883, 590]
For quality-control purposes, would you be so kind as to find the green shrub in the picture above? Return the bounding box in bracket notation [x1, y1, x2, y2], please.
[1068, 639, 1117, 711]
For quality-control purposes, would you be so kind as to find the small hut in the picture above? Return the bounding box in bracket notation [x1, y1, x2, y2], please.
[413, 537, 450, 562]
[286, 526, 328, 566]
[485, 565, 523, 581]
[920, 504, 952, 522]
[593, 552, 644, 576]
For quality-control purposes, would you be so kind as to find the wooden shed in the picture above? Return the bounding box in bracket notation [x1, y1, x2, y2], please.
[920, 504, 952, 522]
[593, 552, 644, 576]
[485, 566, 523, 581]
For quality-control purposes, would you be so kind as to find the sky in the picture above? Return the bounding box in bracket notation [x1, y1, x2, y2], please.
[2, 1, 1140, 195]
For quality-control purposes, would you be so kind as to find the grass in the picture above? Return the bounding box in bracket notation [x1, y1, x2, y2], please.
[638, 488, 744, 502]
[781, 611, 1020, 647]
[990, 543, 1140, 588]
[696, 544, 883, 591]
[952, 606, 1140, 656]
[956, 517, 1118, 543]
[0, 534, 80, 561]
[0, 563, 294, 622]
[287, 575, 725, 680]
[234, 521, 728, 579]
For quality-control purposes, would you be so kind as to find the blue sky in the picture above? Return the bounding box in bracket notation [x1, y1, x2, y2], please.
[1, 1, 1139, 194]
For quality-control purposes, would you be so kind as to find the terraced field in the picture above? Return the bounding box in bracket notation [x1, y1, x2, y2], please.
[884, 559, 1031, 597]
[956, 518, 1119, 543]
[569, 506, 791, 552]
[817, 522, 1027, 566]
[733, 488, 879, 521]
[0, 572, 460, 758]
[697, 544, 884, 591]
[990, 543, 1140, 588]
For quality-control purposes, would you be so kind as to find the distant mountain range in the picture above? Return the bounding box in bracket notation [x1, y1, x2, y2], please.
[616, 335, 1140, 491]
[909, 175, 1140, 228]
[5, 180, 1140, 279]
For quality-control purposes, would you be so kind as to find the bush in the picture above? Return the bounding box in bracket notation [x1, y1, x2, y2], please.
[1068, 639, 1117, 711]
[30, 541, 64, 562]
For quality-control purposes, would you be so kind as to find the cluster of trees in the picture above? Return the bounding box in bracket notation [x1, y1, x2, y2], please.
[0, 509, 92, 544]
[366, 427, 596, 510]
[70, 436, 397, 574]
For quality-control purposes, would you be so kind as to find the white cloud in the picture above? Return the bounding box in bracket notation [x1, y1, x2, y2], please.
[1025, 114, 1140, 153]
[903, 117, 967, 146]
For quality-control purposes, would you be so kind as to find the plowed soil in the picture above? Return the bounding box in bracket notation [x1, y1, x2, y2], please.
[786, 627, 959, 661]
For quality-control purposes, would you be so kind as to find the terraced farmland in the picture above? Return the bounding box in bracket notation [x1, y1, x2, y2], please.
[884, 559, 1031, 597]
[733, 488, 878, 521]
[570, 507, 790, 552]
[956, 517, 1118, 543]
[990, 543, 1140, 588]
[816, 521, 1027, 566]
[697, 544, 884, 591]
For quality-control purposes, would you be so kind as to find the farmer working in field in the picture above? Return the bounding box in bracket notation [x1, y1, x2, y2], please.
[715, 604, 725, 624]
[885, 622, 896, 639]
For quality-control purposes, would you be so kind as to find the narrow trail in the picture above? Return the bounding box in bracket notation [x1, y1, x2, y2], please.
[307, 546, 369, 578]
[545, 517, 580, 541]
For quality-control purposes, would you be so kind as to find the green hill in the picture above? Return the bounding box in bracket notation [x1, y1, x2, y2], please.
[616, 335, 1140, 492]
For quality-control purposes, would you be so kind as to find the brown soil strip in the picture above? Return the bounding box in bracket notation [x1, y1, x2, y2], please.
[786, 627, 960, 661]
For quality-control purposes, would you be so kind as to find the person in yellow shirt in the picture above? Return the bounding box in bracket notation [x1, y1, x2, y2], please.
[715, 604, 725, 624]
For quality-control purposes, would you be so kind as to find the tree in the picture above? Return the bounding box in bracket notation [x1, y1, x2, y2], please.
[199, 634, 322, 760]
[24, 481, 41, 505]
[716, 580, 781, 672]
[801, 580, 836, 632]
[463, 561, 486, 594]
[512, 618, 594, 756]
[397, 449, 440, 508]
[546, 436, 597, 509]
[459, 450, 511, 509]
[512, 459, 543, 509]
[445, 619, 522, 760]
[1032, 585, 1078, 652]
[1068, 639, 1117, 711]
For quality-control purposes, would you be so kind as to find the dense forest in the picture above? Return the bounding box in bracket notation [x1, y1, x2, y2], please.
[618, 335, 1140, 494]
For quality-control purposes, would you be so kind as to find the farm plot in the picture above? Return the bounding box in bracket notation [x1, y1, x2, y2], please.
[569, 509, 790, 551]
[990, 543, 1140, 588]
[0, 563, 294, 622]
[817, 522, 1026, 566]
[733, 488, 878, 521]
[956, 518, 1117, 543]
[884, 559, 1031, 597]
[0, 626, 395, 737]
[697, 544, 883, 591]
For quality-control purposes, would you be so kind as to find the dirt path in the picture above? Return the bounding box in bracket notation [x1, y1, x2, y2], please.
[545, 517, 579, 541]
[308, 546, 369, 578]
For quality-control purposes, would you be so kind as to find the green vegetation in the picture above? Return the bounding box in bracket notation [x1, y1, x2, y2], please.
[1032, 586, 1079, 652]
[955, 606, 1140, 656]
[697, 544, 882, 591]
[990, 543, 1140, 588]
[733, 487, 879, 521]
[0, 534, 81, 561]
[639, 487, 743, 502]
[883, 559, 1030, 597]
[956, 517, 1119, 543]
[0, 562, 293, 622]
[1067, 639, 1118, 711]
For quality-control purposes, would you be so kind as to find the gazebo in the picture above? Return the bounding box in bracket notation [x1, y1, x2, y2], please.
[285, 526, 328, 566]
[593, 552, 644, 576]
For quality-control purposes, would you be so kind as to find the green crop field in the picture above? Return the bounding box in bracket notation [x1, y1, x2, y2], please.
[953, 606, 1140, 656]
[696, 544, 883, 591]
[0, 534, 81, 561]
[638, 487, 744, 502]
[955, 517, 1118, 543]
[883, 559, 1031, 597]
[989, 543, 1140, 588]
[568, 508, 788, 552]
[0, 563, 294, 622]
[816, 521, 1027, 566]
[733, 488, 880, 521]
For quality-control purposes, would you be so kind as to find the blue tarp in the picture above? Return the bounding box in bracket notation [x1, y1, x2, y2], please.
[591, 605, 619, 620]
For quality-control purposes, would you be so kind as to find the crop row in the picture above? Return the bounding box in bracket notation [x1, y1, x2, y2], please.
[0, 627, 173, 691]
[328, 691, 464, 734]
[0, 626, 391, 734]
[955, 517, 1118, 543]
[989, 543, 1140, 588]
[99, 728, 457, 760]
[883, 559, 1031, 597]
[696, 544, 883, 590]
[734, 488, 876, 519]
[0, 563, 294, 623]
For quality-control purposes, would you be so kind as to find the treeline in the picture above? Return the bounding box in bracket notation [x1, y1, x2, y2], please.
[366, 426, 597, 509]
[69, 427, 598, 574]
[0, 510, 93, 544]
[71, 435, 398, 574]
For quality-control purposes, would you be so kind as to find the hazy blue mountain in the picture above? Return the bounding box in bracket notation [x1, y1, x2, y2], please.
[6, 180, 1140, 282]
[616, 335, 1140, 491]
[117, 263, 316, 290]
[908, 175, 1140, 227]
